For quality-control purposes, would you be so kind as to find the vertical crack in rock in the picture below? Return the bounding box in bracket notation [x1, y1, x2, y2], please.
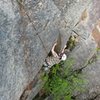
[19, 77, 38, 100]
[19, 70, 44, 100]
[17, 0, 48, 54]
[1, 0, 98, 100]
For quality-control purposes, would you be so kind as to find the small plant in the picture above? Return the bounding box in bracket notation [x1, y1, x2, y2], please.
[42, 58, 86, 100]
[66, 35, 79, 51]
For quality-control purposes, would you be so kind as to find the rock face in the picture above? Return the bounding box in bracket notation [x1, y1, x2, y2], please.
[0, 0, 100, 100]
[68, 0, 100, 99]
[0, 0, 61, 100]
[72, 0, 100, 99]
[75, 51, 100, 100]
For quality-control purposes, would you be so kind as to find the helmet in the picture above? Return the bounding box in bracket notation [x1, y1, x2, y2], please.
[59, 53, 67, 61]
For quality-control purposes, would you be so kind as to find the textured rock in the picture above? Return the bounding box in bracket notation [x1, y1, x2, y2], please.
[74, 51, 100, 100]
[69, 0, 100, 99]
[0, 0, 96, 100]
[0, 0, 60, 100]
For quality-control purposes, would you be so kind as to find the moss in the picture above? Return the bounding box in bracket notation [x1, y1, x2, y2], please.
[41, 58, 86, 100]
[66, 35, 78, 51]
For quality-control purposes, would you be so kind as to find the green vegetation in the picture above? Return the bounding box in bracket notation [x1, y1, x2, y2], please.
[42, 58, 86, 100]
[66, 35, 79, 51]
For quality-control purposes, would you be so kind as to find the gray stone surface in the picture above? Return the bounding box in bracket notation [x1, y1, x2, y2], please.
[0, 0, 97, 100]
[68, 0, 100, 99]
[74, 51, 100, 100]
[69, 36, 96, 70]
[0, 0, 61, 100]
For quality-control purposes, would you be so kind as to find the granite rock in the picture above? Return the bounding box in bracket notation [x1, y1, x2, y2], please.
[0, 0, 95, 100]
